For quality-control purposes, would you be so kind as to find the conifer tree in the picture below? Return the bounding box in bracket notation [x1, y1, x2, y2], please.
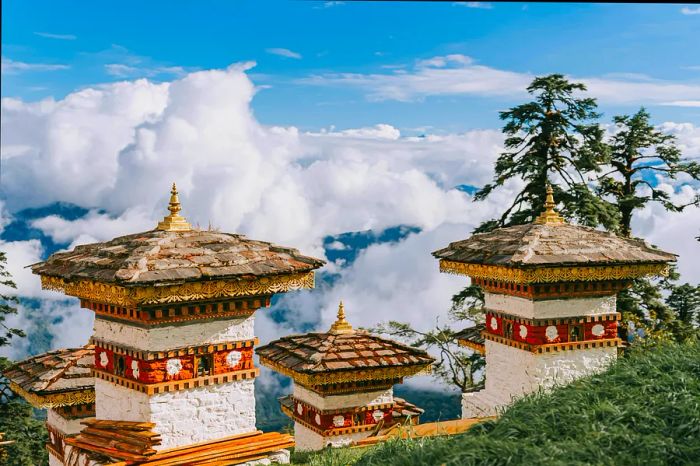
[474, 74, 618, 232]
[598, 107, 700, 238]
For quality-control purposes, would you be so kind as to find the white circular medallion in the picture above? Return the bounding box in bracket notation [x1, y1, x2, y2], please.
[226, 351, 242, 367]
[372, 410, 384, 422]
[98, 352, 108, 368]
[490, 316, 498, 330]
[131, 360, 140, 379]
[297, 403, 303, 415]
[333, 415, 345, 427]
[592, 324, 605, 337]
[545, 326, 559, 342]
[315, 413, 321, 425]
[519, 325, 528, 339]
[166, 358, 183, 376]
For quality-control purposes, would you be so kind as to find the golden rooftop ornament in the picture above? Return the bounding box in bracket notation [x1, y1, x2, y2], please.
[534, 184, 565, 225]
[329, 301, 354, 334]
[156, 183, 192, 231]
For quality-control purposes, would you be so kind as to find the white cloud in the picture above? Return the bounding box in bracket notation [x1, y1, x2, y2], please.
[1, 56, 69, 74]
[681, 7, 700, 15]
[105, 63, 186, 79]
[265, 48, 302, 60]
[661, 100, 700, 108]
[299, 53, 700, 105]
[453, 2, 493, 9]
[34, 32, 76, 40]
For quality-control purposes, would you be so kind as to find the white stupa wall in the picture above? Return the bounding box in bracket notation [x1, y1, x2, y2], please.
[293, 384, 393, 411]
[93, 315, 258, 450]
[463, 339, 617, 418]
[47, 408, 96, 466]
[92, 315, 255, 351]
[484, 292, 617, 320]
[95, 377, 256, 450]
[294, 423, 370, 452]
[463, 293, 619, 419]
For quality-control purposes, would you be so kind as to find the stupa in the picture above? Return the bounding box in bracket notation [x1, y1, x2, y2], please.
[433, 186, 676, 418]
[257, 302, 434, 451]
[19, 183, 325, 465]
[4, 346, 95, 465]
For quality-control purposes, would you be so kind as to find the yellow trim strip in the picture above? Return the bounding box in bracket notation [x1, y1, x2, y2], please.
[9, 382, 94, 409]
[40, 272, 316, 306]
[439, 260, 669, 284]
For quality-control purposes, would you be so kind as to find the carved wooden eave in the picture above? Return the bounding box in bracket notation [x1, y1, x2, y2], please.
[40, 271, 315, 306]
[438, 260, 670, 284]
[8, 382, 95, 409]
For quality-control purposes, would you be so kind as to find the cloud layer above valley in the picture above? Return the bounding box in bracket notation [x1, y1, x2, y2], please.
[1, 63, 699, 388]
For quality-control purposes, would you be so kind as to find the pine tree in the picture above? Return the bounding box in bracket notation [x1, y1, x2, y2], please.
[474, 74, 618, 232]
[0, 251, 49, 466]
[598, 107, 700, 237]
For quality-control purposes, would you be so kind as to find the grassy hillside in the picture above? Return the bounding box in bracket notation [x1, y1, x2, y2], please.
[303, 342, 700, 466]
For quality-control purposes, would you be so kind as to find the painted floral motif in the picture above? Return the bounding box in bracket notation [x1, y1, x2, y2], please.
[315, 413, 321, 425]
[519, 324, 528, 339]
[490, 316, 498, 330]
[372, 410, 384, 422]
[545, 325, 559, 342]
[98, 352, 109, 368]
[332, 415, 345, 427]
[226, 350, 242, 367]
[131, 360, 140, 379]
[591, 324, 605, 337]
[297, 403, 303, 415]
[166, 358, 183, 376]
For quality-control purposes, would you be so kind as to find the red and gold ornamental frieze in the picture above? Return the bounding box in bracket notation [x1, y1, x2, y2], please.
[80, 296, 269, 325]
[93, 341, 255, 388]
[483, 311, 620, 350]
[280, 397, 395, 436]
[471, 277, 631, 300]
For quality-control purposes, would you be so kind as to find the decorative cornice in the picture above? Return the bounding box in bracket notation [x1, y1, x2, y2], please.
[485, 310, 621, 327]
[93, 367, 259, 395]
[439, 260, 669, 284]
[91, 337, 258, 361]
[9, 382, 94, 409]
[40, 271, 316, 306]
[259, 356, 431, 387]
[482, 333, 622, 354]
[279, 403, 381, 437]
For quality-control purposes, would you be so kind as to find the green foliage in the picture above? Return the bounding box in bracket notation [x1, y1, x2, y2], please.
[291, 444, 369, 466]
[350, 341, 700, 466]
[474, 74, 618, 232]
[0, 250, 48, 466]
[598, 107, 700, 238]
[0, 400, 49, 466]
[0, 252, 25, 349]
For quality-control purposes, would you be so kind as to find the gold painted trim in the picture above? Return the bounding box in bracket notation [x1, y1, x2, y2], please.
[482, 333, 622, 353]
[259, 356, 431, 386]
[457, 339, 485, 354]
[9, 382, 94, 409]
[40, 271, 316, 306]
[439, 261, 669, 284]
[92, 367, 259, 395]
[279, 404, 380, 437]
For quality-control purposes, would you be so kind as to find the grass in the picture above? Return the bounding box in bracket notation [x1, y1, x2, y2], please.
[305, 342, 700, 466]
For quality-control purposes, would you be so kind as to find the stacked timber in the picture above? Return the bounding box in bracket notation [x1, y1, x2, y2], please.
[65, 420, 161, 463]
[110, 431, 294, 466]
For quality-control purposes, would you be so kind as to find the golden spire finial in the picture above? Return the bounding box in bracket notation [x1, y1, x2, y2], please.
[156, 182, 192, 231]
[329, 300, 354, 334]
[534, 184, 565, 225]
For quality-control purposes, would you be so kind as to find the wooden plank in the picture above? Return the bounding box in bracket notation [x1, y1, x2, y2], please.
[81, 419, 156, 431]
[81, 427, 160, 449]
[65, 439, 147, 461]
[75, 432, 157, 456]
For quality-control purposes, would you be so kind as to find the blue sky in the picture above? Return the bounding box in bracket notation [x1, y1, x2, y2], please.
[3, 1, 700, 132]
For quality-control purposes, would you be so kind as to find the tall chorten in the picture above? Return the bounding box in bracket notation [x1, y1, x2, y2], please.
[433, 186, 676, 418]
[28, 184, 324, 463]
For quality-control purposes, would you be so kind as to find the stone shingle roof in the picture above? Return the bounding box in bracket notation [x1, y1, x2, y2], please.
[433, 223, 675, 267]
[30, 229, 325, 286]
[454, 324, 485, 346]
[257, 330, 434, 377]
[3, 346, 94, 407]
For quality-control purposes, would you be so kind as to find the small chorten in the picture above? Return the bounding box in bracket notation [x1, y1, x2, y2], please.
[433, 185, 676, 420]
[257, 302, 434, 451]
